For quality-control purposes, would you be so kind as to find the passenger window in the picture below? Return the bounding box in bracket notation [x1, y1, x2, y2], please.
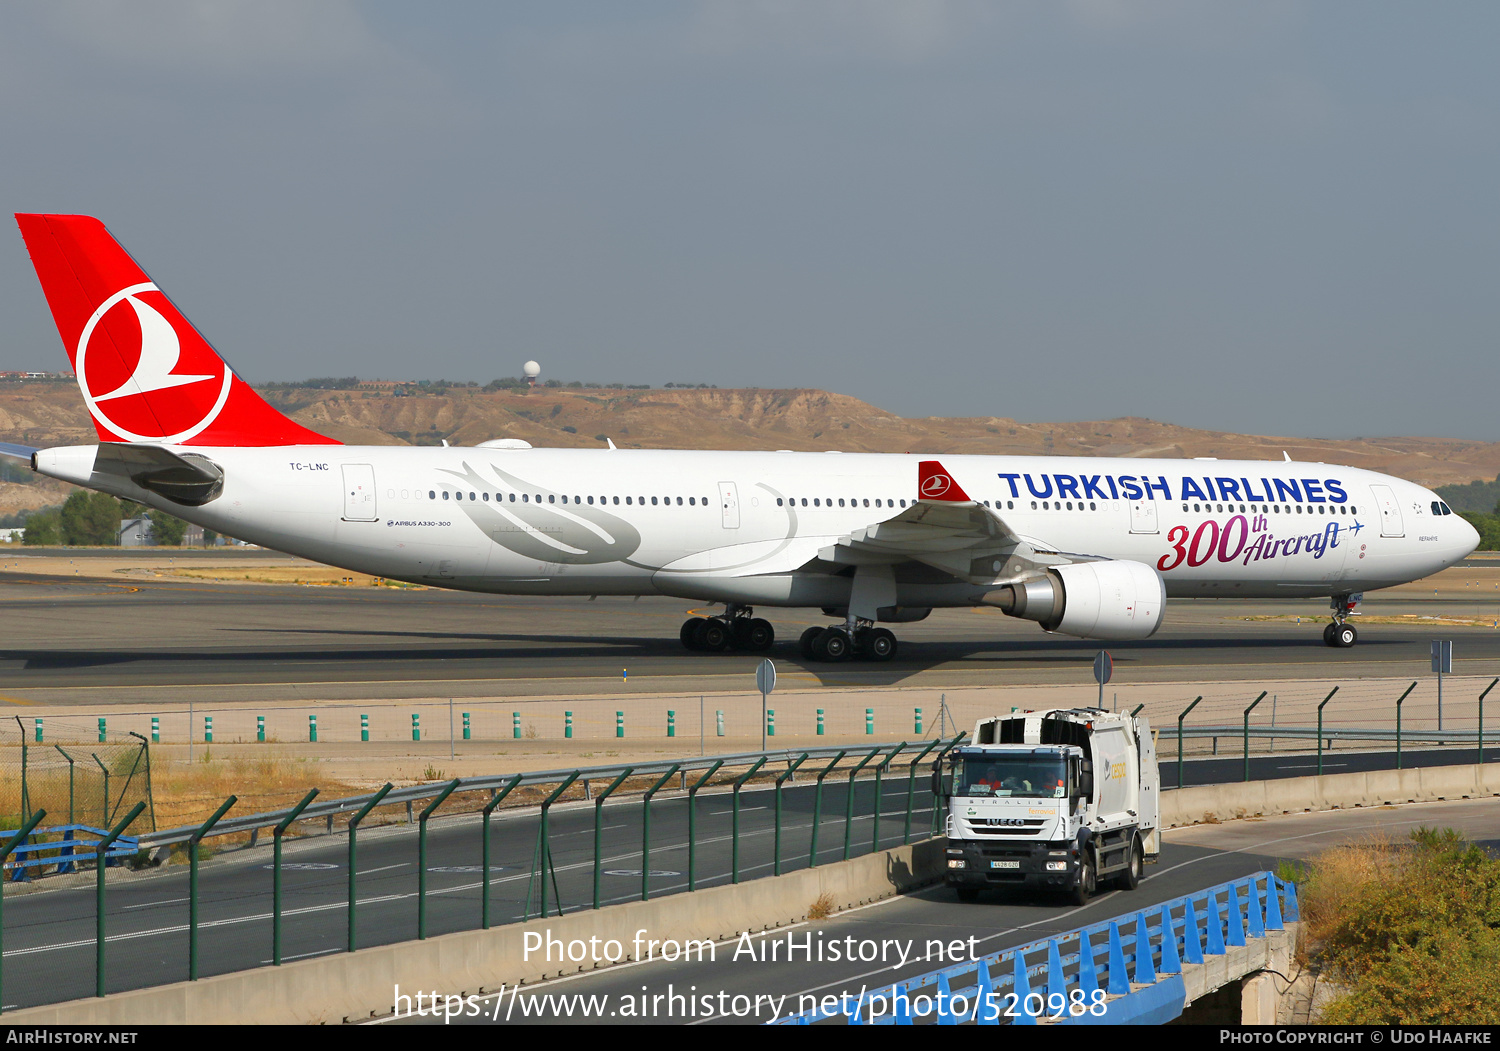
[442, 491, 450, 500]
[1007, 501, 1014, 509]
[626, 496, 632, 505]
[1089, 502, 1096, 511]
[838, 499, 845, 507]
[814, 499, 820, 507]
[777, 498, 783, 506]
[651, 497, 658, 505]
[688, 497, 695, 506]
[676, 497, 683, 505]
[863, 499, 869, 507]
[428, 490, 435, 500]
[613, 496, 620, 505]
[1031, 501, 1037, 510]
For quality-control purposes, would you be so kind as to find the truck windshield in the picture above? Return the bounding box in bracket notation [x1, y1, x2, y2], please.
[954, 756, 1067, 799]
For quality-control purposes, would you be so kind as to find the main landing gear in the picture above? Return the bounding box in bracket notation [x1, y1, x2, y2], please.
[679, 606, 775, 652]
[798, 621, 898, 663]
[1323, 593, 1362, 648]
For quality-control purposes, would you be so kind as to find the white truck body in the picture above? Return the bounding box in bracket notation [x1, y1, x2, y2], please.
[940, 707, 1159, 900]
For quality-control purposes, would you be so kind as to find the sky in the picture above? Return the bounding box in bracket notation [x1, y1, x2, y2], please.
[0, 2, 1496, 439]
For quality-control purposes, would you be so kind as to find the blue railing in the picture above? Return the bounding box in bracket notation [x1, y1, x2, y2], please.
[776, 870, 1299, 1025]
[1, 825, 142, 881]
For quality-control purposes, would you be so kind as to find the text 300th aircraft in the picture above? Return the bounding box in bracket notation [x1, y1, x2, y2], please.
[2, 215, 1479, 662]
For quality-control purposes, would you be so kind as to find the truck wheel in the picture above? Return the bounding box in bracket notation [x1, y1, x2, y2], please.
[1115, 836, 1143, 891]
[1071, 849, 1096, 907]
[956, 887, 980, 903]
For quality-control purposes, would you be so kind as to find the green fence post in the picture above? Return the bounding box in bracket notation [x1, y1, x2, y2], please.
[667, 711, 676, 738]
[308, 715, 317, 743]
[817, 709, 825, 736]
[914, 708, 923, 734]
[731, 758, 767, 884]
[1316, 687, 1339, 775]
[418, 780, 461, 940]
[273, 788, 319, 965]
[865, 708, 874, 735]
[1242, 691, 1267, 782]
[411, 714, 420, 741]
[564, 711, 573, 739]
[616, 711, 624, 739]
[716, 710, 724, 737]
[537, 773, 580, 919]
[843, 748, 881, 861]
[189, 795, 237, 980]
[687, 761, 726, 887]
[1481, 679, 1500, 766]
[1395, 681, 1416, 769]
[95, 802, 146, 998]
[34, 718, 42, 744]
[481, 775, 523, 930]
[809, 751, 847, 868]
[766, 709, 774, 738]
[54, 746, 75, 825]
[361, 713, 369, 742]
[0, 809, 46, 1014]
[774, 755, 809, 876]
[873, 742, 906, 854]
[150, 717, 158, 744]
[204, 715, 213, 744]
[594, 768, 636, 907]
[256, 715, 265, 743]
[347, 783, 393, 953]
[904, 739, 943, 844]
[513, 712, 521, 740]
[463, 712, 471, 741]
[98, 718, 105, 743]
[1177, 696, 1202, 789]
[641, 765, 681, 900]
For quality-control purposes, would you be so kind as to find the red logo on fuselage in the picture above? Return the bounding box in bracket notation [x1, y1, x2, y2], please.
[76, 283, 233, 443]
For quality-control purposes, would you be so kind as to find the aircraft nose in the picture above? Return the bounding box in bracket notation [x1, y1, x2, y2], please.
[1455, 514, 1482, 559]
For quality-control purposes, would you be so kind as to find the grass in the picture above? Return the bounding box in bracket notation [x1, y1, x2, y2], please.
[150, 752, 364, 831]
[1299, 827, 1500, 1024]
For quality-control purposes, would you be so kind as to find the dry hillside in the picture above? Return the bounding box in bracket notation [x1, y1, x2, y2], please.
[1, 380, 1497, 514]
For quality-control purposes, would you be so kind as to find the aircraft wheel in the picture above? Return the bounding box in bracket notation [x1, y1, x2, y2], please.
[744, 618, 775, 651]
[681, 618, 706, 651]
[1322, 623, 1337, 646]
[816, 628, 851, 662]
[866, 628, 897, 662]
[1333, 623, 1357, 648]
[799, 627, 825, 659]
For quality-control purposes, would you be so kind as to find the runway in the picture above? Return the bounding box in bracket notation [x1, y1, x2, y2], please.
[1, 552, 1499, 704]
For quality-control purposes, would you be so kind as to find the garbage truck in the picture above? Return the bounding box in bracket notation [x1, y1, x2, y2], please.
[934, 707, 1159, 904]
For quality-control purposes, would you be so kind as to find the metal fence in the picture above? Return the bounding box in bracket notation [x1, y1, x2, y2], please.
[0, 737, 965, 1012]
[0, 728, 154, 832]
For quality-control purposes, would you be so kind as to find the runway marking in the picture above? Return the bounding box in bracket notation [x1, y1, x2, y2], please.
[259, 947, 339, 964]
[123, 897, 190, 910]
[0, 694, 35, 706]
[358, 863, 408, 875]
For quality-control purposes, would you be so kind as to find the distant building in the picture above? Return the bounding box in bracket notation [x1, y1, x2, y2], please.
[119, 517, 155, 547]
[0, 528, 22, 543]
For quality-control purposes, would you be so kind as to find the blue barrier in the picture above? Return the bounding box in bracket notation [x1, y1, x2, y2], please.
[776, 870, 1297, 1025]
[1, 825, 141, 882]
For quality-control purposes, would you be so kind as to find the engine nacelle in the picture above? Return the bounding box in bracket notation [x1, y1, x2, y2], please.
[981, 560, 1165, 641]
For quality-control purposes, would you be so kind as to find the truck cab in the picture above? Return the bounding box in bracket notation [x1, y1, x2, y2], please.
[936, 708, 1159, 904]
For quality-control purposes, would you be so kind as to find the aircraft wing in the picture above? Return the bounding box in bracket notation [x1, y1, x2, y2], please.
[0, 442, 37, 463]
[818, 459, 1077, 583]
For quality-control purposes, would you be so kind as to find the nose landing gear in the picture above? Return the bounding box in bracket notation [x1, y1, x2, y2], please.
[679, 606, 775, 652]
[1324, 594, 1361, 647]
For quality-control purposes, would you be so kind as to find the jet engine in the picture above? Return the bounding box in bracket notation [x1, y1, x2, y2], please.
[981, 560, 1165, 641]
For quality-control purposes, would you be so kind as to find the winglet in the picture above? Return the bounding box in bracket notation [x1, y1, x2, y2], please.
[917, 460, 971, 502]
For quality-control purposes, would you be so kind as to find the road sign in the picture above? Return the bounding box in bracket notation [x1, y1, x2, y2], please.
[757, 659, 776, 751]
[1093, 651, 1113, 686]
[756, 658, 777, 696]
[1431, 640, 1453, 674]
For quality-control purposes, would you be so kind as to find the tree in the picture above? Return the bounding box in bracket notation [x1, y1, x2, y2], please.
[148, 509, 188, 546]
[21, 509, 61, 546]
[60, 490, 120, 545]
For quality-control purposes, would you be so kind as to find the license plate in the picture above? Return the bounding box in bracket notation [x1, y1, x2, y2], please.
[990, 861, 1020, 870]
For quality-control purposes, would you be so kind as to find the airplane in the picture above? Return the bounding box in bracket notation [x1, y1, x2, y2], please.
[0, 213, 1480, 662]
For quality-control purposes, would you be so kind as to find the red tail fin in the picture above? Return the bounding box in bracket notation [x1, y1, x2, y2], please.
[917, 460, 971, 502]
[15, 214, 338, 447]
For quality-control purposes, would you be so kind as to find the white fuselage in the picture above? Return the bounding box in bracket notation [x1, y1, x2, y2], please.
[35, 445, 1477, 610]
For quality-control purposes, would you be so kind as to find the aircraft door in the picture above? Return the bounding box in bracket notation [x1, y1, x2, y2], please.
[718, 481, 740, 529]
[1129, 498, 1158, 534]
[342, 464, 378, 521]
[1370, 484, 1404, 537]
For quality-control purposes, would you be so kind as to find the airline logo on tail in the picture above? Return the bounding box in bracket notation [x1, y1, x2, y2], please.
[77, 282, 233, 443]
[16, 213, 338, 447]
